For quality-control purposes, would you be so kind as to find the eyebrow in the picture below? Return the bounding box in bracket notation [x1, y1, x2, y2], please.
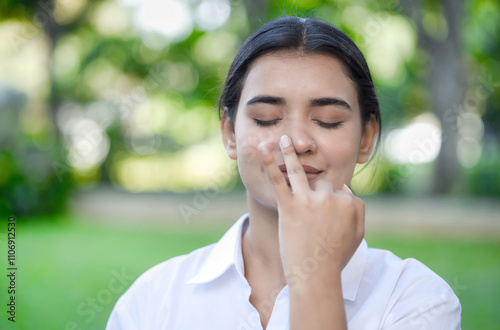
[246, 95, 286, 106]
[310, 97, 352, 111]
[246, 95, 352, 111]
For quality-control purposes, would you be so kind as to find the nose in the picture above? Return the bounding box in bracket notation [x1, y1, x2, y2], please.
[286, 120, 316, 154]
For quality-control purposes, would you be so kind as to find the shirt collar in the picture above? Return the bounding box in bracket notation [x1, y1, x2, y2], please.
[185, 213, 367, 301]
[186, 213, 248, 285]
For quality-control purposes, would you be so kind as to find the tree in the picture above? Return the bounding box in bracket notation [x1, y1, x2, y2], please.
[400, 0, 467, 194]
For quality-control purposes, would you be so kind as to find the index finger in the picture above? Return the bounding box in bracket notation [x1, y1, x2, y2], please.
[279, 135, 310, 192]
[259, 142, 292, 203]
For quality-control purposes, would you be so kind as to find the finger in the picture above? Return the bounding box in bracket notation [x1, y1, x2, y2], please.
[279, 135, 310, 192]
[354, 197, 365, 239]
[342, 184, 365, 239]
[259, 142, 292, 203]
[341, 183, 354, 195]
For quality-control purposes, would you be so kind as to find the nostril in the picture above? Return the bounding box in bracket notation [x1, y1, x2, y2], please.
[289, 138, 316, 154]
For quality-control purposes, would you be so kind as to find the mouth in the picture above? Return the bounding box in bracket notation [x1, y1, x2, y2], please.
[278, 165, 323, 183]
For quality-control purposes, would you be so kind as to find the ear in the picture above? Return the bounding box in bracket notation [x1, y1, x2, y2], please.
[357, 114, 378, 164]
[221, 108, 237, 160]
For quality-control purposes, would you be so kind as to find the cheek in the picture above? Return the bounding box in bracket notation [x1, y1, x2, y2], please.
[236, 135, 259, 164]
[234, 132, 273, 194]
[325, 132, 362, 166]
[234, 125, 280, 162]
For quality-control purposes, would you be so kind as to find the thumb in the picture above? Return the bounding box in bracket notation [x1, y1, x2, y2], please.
[342, 184, 365, 238]
[342, 184, 354, 195]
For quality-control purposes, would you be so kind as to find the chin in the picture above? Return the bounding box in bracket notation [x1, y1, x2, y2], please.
[247, 190, 279, 212]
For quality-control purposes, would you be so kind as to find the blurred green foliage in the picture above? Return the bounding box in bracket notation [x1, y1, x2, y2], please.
[0, 149, 73, 216]
[0, 84, 73, 216]
[0, 0, 499, 217]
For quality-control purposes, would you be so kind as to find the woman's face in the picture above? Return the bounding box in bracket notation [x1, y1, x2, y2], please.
[222, 51, 377, 209]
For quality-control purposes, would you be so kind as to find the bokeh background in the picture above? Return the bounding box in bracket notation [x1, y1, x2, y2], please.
[0, 0, 499, 329]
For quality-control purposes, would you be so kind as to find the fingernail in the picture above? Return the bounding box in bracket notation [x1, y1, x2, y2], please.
[343, 184, 353, 194]
[258, 142, 268, 155]
[280, 135, 291, 148]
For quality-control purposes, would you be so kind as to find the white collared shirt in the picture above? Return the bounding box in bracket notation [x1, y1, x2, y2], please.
[107, 214, 461, 329]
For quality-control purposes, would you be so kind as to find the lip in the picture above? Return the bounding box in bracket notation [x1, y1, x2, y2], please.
[278, 164, 323, 183]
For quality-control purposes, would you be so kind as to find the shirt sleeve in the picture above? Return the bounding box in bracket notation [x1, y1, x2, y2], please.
[106, 284, 144, 330]
[105, 258, 181, 329]
[106, 302, 139, 330]
[383, 263, 462, 330]
[106, 270, 153, 330]
[386, 293, 461, 329]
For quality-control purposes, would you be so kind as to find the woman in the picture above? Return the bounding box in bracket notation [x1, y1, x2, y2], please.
[107, 16, 461, 329]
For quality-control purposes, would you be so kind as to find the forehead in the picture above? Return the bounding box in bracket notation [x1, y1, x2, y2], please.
[239, 51, 359, 108]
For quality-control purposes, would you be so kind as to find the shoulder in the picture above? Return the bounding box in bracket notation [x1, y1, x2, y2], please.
[365, 247, 461, 329]
[365, 246, 445, 282]
[106, 243, 215, 330]
[365, 247, 454, 294]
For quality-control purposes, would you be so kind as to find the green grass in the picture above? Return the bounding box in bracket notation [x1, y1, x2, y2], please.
[0, 216, 498, 329]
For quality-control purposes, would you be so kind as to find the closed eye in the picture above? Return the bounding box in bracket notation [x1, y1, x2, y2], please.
[253, 119, 281, 127]
[315, 120, 343, 129]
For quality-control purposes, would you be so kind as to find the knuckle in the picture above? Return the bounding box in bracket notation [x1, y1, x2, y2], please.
[288, 166, 304, 175]
[356, 197, 365, 209]
[337, 194, 352, 205]
[269, 174, 282, 185]
[316, 190, 331, 202]
[262, 155, 274, 166]
[296, 193, 311, 204]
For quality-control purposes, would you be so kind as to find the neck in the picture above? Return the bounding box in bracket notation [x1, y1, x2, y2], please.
[242, 193, 286, 286]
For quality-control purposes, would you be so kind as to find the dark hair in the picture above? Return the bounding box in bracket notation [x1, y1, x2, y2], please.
[219, 16, 381, 138]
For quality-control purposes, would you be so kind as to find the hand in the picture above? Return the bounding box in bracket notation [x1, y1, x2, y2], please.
[259, 135, 365, 289]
